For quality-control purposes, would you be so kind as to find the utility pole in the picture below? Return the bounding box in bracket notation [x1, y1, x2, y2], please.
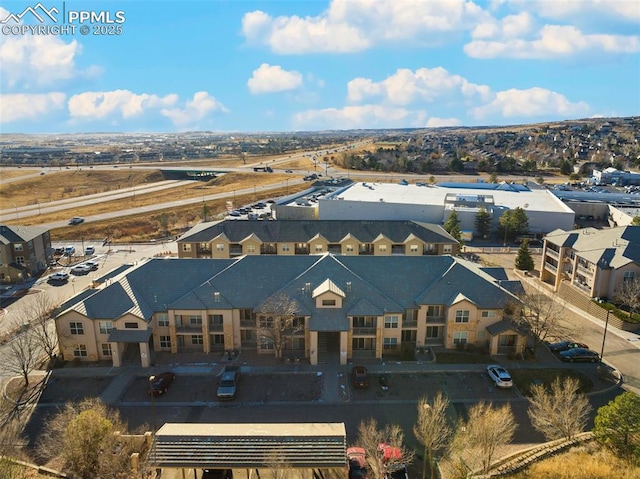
[600, 310, 610, 362]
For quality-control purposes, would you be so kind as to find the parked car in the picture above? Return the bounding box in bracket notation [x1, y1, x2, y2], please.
[149, 372, 175, 396]
[285, 169, 293, 173]
[352, 366, 369, 389]
[202, 470, 233, 479]
[216, 367, 240, 400]
[84, 246, 95, 255]
[68, 217, 84, 225]
[559, 348, 600, 363]
[486, 365, 513, 388]
[63, 245, 76, 256]
[84, 260, 99, 271]
[547, 340, 589, 353]
[48, 271, 69, 283]
[378, 444, 408, 479]
[347, 447, 368, 479]
[70, 264, 92, 275]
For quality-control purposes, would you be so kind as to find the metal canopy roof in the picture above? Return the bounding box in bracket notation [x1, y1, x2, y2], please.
[148, 423, 347, 469]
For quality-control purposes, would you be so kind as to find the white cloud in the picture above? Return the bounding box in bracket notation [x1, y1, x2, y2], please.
[472, 87, 589, 119]
[294, 105, 427, 130]
[0, 34, 83, 88]
[471, 12, 535, 39]
[502, 0, 640, 23]
[426, 117, 462, 127]
[0, 92, 66, 123]
[242, 0, 489, 54]
[347, 68, 491, 105]
[68, 90, 177, 120]
[466, 24, 640, 58]
[161, 91, 228, 127]
[247, 64, 303, 94]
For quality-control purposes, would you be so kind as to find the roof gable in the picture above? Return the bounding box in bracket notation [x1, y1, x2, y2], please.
[312, 279, 345, 298]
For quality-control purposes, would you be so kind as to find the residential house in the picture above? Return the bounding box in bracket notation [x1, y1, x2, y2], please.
[177, 219, 459, 259]
[0, 224, 52, 283]
[540, 226, 640, 298]
[55, 254, 524, 368]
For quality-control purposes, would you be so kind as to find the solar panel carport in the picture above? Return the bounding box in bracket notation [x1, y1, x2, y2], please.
[148, 423, 347, 475]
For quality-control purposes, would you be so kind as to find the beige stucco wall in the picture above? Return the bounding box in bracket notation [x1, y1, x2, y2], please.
[308, 237, 328, 253]
[445, 299, 479, 348]
[372, 237, 392, 256]
[314, 291, 343, 308]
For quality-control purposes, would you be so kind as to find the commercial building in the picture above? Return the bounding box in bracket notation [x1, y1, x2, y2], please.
[314, 182, 575, 236]
[55, 254, 524, 368]
[177, 219, 459, 258]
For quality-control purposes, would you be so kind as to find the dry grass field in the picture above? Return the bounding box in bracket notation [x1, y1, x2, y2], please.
[0, 168, 36, 180]
[2, 169, 309, 241]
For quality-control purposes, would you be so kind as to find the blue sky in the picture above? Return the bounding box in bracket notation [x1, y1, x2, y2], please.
[1, 0, 639, 133]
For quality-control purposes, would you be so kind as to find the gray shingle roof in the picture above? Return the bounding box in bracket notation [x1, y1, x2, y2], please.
[178, 219, 457, 245]
[0, 224, 48, 244]
[59, 255, 519, 326]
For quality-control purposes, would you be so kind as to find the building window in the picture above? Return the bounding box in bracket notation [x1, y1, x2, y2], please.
[159, 336, 171, 348]
[259, 316, 274, 328]
[240, 309, 253, 321]
[15, 256, 25, 265]
[101, 344, 112, 356]
[157, 312, 169, 327]
[623, 271, 636, 283]
[282, 244, 290, 252]
[260, 337, 274, 350]
[443, 245, 453, 253]
[70, 322, 84, 335]
[425, 326, 441, 338]
[384, 316, 399, 328]
[189, 315, 202, 325]
[453, 331, 468, 345]
[352, 316, 374, 328]
[247, 244, 256, 253]
[216, 244, 225, 252]
[455, 310, 470, 323]
[410, 244, 419, 253]
[241, 330, 256, 342]
[292, 316, 305, 328]
[481, 311, 496, 318]
[315, 244, 324, 252]
[98, 321, 113, 335]
[191, 335, 204, 345]
[383, 337, 398, 349]
[13, 244, 23, 252]
[322, 299, 336, 306]
[209, 314, 224, 325]
[378, 244, 388, 252]
[346, 244, 354, 252]
[352, 337, 374, 350]
[182, 244, 191, 252]
[72, 344, 88, 357]
[124, 322, 139, 329]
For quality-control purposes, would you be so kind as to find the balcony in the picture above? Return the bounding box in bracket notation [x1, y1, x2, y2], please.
[352, 327, 376, 335]
[197, 247, 212, 255]
[402, 320, 418, 328]
[240, 320, 255, 328]
[544, 262, 558, 273]
[176, 324, 203, 333]
[426, 315, 445, 324]
[208, 323, 224, 332]
[545, 249, 559, 260]
[229, 246, 243, 256]
[295, 248, 310, 255]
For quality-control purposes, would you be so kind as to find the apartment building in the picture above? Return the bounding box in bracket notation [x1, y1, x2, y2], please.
[540, 226, 640, 298]
[55, 254, 524, 368]
[177, 219, 459, 259]
[0, 224, 52, 283]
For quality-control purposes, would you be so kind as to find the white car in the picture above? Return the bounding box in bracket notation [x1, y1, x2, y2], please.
[71, 264, 92, 275]
[48, 271, 69, 282]
[84, 246, 95, 255]
[84, 260, 99, 271]
[486, 365, 513, 388]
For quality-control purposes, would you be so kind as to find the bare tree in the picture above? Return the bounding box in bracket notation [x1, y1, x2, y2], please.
[38, 398, 136, 479]
[0, 396, 29, 479]
[528, 377, 592, 441]
[356, 418, 415, 479]
[13, 292, 59, 368]
[256, 293, 302, 359]
[2, 322, 39, 387]
[614, 277, 640, 320]
[451, 401, 517, 474]
[414, 392, 452, 479]
[513, 287, 570, 357]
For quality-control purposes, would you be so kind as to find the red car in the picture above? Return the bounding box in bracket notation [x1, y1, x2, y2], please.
[352, 366, 369, 389]
[149, 371, 175, 396]
[347, 447, 368, 479]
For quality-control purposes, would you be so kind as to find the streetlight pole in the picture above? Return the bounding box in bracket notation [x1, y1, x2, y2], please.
[600, 310, 610, 362]
[149, 375, 157, 434]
